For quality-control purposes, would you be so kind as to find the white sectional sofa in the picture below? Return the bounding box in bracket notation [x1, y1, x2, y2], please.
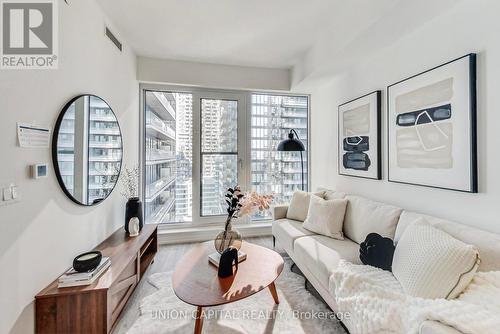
[272, 189, 500, 334]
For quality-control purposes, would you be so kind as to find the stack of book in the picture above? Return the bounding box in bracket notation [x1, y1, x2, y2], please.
[208, 251, 247, 267]
[58, 257, 111, 288]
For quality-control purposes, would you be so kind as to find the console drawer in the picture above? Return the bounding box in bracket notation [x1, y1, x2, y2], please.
[108, 257, 138, 326]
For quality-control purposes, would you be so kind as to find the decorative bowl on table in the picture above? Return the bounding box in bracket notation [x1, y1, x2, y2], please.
[73, 251, 102, 272]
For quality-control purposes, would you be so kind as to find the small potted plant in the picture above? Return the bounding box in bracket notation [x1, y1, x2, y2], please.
[214, 185, 273, 254]
[120, 166, 143, 236]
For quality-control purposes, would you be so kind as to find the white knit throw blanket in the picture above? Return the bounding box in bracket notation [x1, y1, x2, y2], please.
[332, 261, 500, 334]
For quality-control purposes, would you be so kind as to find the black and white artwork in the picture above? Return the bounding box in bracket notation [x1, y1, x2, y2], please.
[387, 54, 477, 192]
[338, 91, 381, 179]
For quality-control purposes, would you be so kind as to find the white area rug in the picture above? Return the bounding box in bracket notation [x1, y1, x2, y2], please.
[126, 260, 347, 334]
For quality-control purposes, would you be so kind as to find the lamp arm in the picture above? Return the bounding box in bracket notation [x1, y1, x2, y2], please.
[290, 129, 301, 140]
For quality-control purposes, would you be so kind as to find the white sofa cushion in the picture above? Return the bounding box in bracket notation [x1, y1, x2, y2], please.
[272, 205, 288, 220]
[286, 191, 325, 222]
[343, 195, 402, 244]
[294, 235, 362, 290]
[396, 210, 500, 272]
[272, 218, 316, 252]
[392, 219, 480, 299]
[303, 195, 347, 239]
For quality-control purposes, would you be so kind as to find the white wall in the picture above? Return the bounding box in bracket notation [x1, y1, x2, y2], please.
[137, 56, 291, 91]
[302, 0, 500, 234]
[0, 1, 138, 333]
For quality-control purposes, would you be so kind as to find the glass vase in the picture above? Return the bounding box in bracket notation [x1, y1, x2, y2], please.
[214, 217, 242, 254]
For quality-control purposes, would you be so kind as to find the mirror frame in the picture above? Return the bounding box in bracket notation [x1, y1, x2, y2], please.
[52, 94, 123, 206]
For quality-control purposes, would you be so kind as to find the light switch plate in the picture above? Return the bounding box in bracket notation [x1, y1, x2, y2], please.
[11, 185, 18, 199]
[0, 182, 20, 207]
[3, 187, 11, 201]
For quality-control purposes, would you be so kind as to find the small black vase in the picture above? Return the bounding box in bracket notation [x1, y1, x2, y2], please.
[218, 247, 239, 278]
[125, 197, 143, 235]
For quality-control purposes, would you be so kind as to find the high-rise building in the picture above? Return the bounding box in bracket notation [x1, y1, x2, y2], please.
[144, 91, 177, 224]
[176, 94, 193, 163]
[250, 94, 308, 219]
[174, 93, 193, 222]
[144, 92, 193, 224]
[88, 96, 122, 204]
[200, 99, 238, 216]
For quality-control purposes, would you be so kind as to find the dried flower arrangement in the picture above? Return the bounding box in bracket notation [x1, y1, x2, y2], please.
[120, 165, 139, 199]
[214, 185, 274, 253]
[224, 185, 273, 227]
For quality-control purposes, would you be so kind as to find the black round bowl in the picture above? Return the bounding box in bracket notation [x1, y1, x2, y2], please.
[73, 251, 102, 272]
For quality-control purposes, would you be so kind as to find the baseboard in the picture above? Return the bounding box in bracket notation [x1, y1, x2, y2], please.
[158, 222, 272, 245]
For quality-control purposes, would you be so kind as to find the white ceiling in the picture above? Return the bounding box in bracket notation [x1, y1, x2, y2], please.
[96, 0, 402, 69]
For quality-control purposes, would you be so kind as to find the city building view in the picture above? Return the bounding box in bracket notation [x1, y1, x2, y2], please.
[143, 92, 308, 224]
[250, 94, 308, 219]
[174, 94, 193, 221]
[201, 98, 238, 216]
[144, 91, 192, 224]
[87, 97, 123, 203]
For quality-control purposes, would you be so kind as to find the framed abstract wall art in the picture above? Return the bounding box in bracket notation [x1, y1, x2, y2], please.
[387, 54, 477, 192]
[338, 91, 381, 180]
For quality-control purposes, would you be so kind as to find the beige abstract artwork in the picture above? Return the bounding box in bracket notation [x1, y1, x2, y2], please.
[395, 77, 454, 169]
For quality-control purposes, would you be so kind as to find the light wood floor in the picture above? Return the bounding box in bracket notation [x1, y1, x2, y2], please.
[112, 236, 288, 333]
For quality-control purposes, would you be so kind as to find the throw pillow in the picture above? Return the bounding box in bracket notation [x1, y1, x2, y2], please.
[303, 195, 348, 239]
[392, 219, 480, 299]
[343, 195, 402, 244]
[360, 233, 395, 271]
[286, 190, 325, 222]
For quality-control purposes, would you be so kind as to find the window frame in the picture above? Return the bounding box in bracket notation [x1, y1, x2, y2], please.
[195, 91, 247, 224]
[139, 83, 310, 229]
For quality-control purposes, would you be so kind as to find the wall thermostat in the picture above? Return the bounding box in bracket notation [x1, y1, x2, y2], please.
[31, 164, 48, 179]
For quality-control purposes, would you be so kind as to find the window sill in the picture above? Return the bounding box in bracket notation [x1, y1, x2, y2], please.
[156, 221, 272, 245]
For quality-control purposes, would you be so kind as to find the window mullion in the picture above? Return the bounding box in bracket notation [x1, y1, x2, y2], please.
[191, 92, 201, 223]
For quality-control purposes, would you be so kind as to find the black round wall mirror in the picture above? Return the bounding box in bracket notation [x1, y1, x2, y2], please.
[52, 95, 123, 206]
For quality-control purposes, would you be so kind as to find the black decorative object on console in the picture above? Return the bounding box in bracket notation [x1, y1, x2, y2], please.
[125, 197, 143, 236]
[73, 251, 102, 272]
[218, 247, 239, 278]
[359, 233, 395, 271]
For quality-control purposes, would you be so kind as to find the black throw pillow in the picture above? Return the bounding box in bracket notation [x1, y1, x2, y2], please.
[359, 233, 395, 271]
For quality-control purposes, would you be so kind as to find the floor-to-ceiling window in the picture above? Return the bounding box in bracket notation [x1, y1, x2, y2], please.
[142, 87, 308, 226]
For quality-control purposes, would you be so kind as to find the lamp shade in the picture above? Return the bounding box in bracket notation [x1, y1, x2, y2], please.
[277, 131, 305, 152]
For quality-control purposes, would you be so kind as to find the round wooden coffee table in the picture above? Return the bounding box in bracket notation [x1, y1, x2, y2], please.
[172, 241, 284, 334]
